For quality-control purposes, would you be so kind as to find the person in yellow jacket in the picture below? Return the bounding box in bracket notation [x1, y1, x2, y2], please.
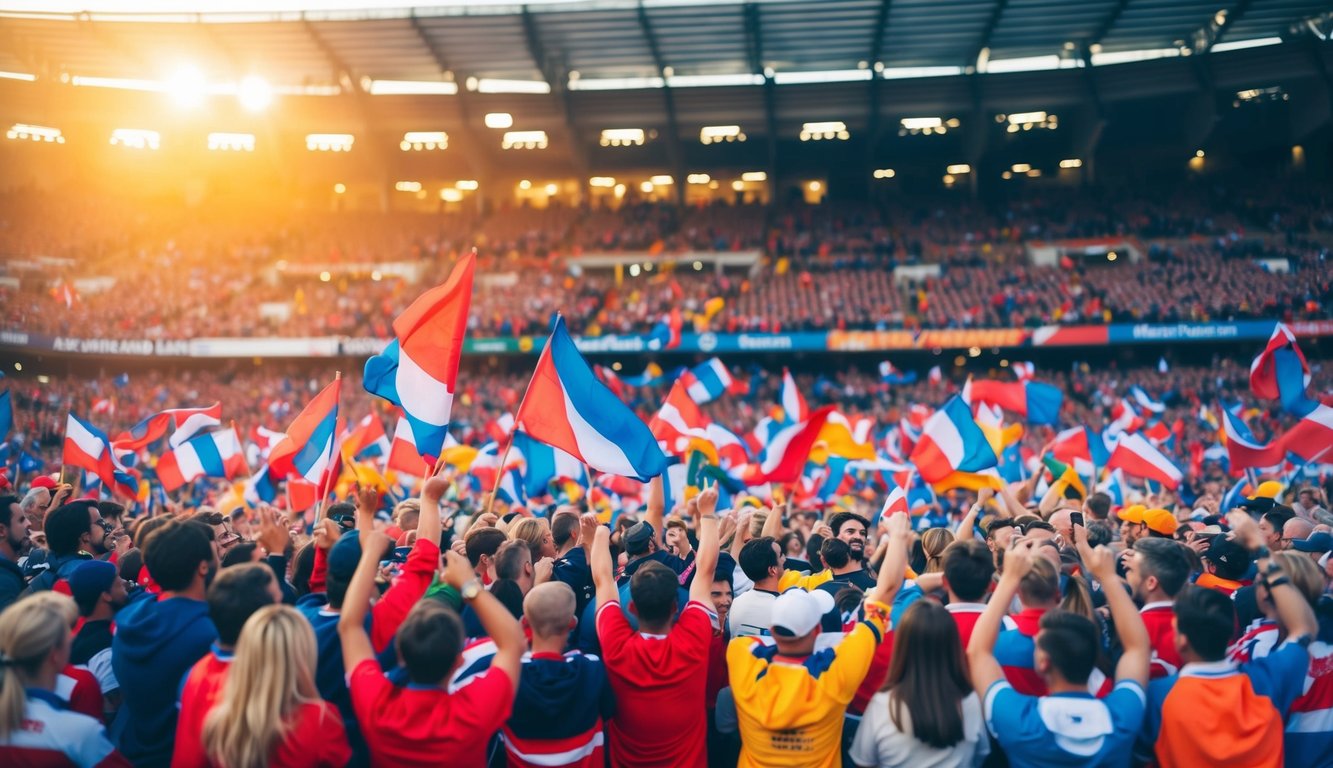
[727, 513, 912, 768]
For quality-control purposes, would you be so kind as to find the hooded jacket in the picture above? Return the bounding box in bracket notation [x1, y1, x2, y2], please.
[502, 651, 615, 768]
[110, 592, 216, 767]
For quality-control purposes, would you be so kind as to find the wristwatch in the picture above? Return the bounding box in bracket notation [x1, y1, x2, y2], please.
[460, 579, 483, 601]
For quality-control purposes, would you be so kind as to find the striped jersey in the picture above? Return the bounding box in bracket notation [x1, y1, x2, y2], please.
[0, 689, 129, 768]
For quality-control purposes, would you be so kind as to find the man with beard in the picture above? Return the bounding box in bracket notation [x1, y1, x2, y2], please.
[0, 493, 31, 611]
[24, 500, 108, 593]
[112, 518, 219, 768]
[1121, 537, 1192, 678]
[826, 512, 876, 590]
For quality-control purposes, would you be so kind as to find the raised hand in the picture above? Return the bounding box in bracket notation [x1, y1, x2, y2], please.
[534, 556, 555, 584]
[579, 512, 600, 546]
[256, 504, 291, 556]
[697, 484, 719, 517]
[1225, 510, 1264, 551]
[442, 549, 476, 589]
[312, 518, 340, 551]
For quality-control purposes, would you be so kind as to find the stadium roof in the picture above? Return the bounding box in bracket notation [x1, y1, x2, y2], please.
[0, 1, 1330, 182]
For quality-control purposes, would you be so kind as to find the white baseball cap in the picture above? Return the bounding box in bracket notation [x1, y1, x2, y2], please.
[770, 588, 836, 638]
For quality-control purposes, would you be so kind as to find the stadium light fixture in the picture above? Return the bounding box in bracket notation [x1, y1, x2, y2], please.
[306, 133, 354, 152]
[741, 171, 767, 182]
[395, 181, 422, 192]
[1026, 169, 1042, 178]
[882, 66, 964, 80]
[1011, 163, 1030, 173]
[6, 123, 64, 143]
[1212, 36, 1282, 53]
[0, 71, 36, 82]
[808, 181, 822, 192]
[650, 175, 673, 185]
[207, 132, 255, 151]
[872, 168, 895, 179]
[333, 183, 346, 194]
[946, 164, 971, 174]
[731, 180, 745, 191]
[401, 131, 448, 151]
[589, 177, 616, 188]
[502, 131, 547, 150]
[440, 188, 463, 202]
[639, 181, 654, 193]
[519, 180, 532, 190]
[455, 180, 479, 191]
[237, 75, 272, 112]
[484, 113, 513, 129]
[1089, 48, 1179, 66]
[700, 125, 745, 144]
[686, 173, 711, 184]
[666, 73, 763, 88]
[901, 117, 942, 130]
[570, 76, 665, 91]
[166, 65, 208, 109]
[614, 184, 626, 198]
[109, 128, 160, 150]
[544, 183, 558, 195]
[600, 128, 645, 147]
[368, 79, 458, 95]
[984, 55, 1081, 74]
[1003, 111, 1057, 132]
[1059, 158, 1083, 169]
[772, 69, 871, 85]
[70, 75, 161, 91]
[477, 78, 550, 94]
[800, 121, 849, 141]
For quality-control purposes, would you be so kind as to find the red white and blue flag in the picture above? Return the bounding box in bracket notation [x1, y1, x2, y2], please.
[63, 414, 137, 498]
[650, 380, 710, 455]
[1250, 323, 1310, 402]
[386, 414, 436, 477]
[114, 403, 222, 451]
[343, 413, 391, 461]
[515, 316, 666, 481]
[964, 379, 1063, 426]
[779, 368, 808, 424]
[268, 377, 342, 493]
[680, 358, 733, 404]
[1220, 409, 1284, 471]
[1106, 432, 1183, 489]
[910, 396, 998, 483]
[363, 252, 474, 460]
[755, 405, 835, 484]
[1281, 403, 1333, 463]
[156, 428, 247, 492]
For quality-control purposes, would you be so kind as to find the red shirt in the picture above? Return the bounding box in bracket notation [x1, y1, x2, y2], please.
[946, 602, 988, 651]
[596, 600, 713, 768]
[58, 665, 103, 721]
[1140, 602, 1182, 678]
[263, 701, 351, 768]
[371, 539, 440, 653]
[348, 658, 513, 767]
[172, 648, 232, 768]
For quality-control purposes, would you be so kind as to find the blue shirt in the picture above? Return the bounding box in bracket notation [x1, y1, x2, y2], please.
[984, 679, 1146, 768]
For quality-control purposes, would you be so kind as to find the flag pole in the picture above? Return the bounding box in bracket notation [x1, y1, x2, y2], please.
[486, 432, 517, 515]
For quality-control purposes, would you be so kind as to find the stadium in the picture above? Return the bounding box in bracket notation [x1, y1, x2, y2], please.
[0, 2, 1331, 767]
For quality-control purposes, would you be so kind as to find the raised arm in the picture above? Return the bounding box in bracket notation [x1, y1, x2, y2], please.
[646, 475, 666, 547]
[443, 549, 524, 687]
[590, 525, 619, 608]
[761, 499, 787, 541]
[337, 529, 392, 670]
[689, 485, 721, 605]
[867, 512, 911, 605]
[1228, 511, 1318, 641]
[1076, 525, 1148, 688]
[995, 481, 1025, 519]
[415, 469, 447, 547]
[968, 539, 1034, 696]
[956, 488, 992, 542]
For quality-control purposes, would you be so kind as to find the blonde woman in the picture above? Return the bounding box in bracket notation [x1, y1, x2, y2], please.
[0, 593, 128, 767]
[202, 605, 349, 768]
[920, 528, 955, 574]
[511, 517, 557, 562]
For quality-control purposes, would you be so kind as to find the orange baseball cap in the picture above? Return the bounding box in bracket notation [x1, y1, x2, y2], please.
[1143, 508, 1179, 536]
[1118, 504, 1147, 524]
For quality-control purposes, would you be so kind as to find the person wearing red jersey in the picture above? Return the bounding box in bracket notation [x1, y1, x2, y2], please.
[339, 525, 524, 766]
[172, 563, 281, 768]
[592, 483, 721, 768]
[1122, 538, 1191, 678]
[201, 605, 349, 768]
[941, 540, 995, 651]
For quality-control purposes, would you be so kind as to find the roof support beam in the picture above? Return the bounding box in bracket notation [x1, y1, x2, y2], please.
[864, 0, 892, 197]
[1209, 0, 1254, 49]
[408, 12, 490, 180]
[638, 3, 684, 204]
[1089, 0, 1131, 49]
[744, 2, 778, 190]
[522, 6, 588, 182]
[302, 17, 392, 189]
[971, 0, 1009, 66]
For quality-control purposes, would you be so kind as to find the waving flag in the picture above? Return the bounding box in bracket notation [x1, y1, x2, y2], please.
[621, 363, 664, 388]
[385, 414, 435, 477]
[1051, 426, 1111, 476]
[879, 361, 917, 385]
[928, 366, 943, 386]
[1129, 386, 1166, 415]
[1220, 409, 1284, 470]
[756, 406, 835, 484]
[648, 308, 683, 351]
[873, 481, 909, 525]
[1012, 362, 1035, 381]
[680, 358, 734, 404]
[1281, 404, 1333, 462]
[1108, 399, 1144, 436]
[779, 368, 808, 424]
[705, 423, 751, 470]
[343, 413, 391, 461]
[512, 430, 587, 498]
[1106, 433, 1183, 489]
[268, 377, 341, 492]
[650, 380, 710, 454]
[817, 411, 878, 461]
[910, 396, 998, 483]
[63, 414, 136, 498]
[964, 379, 1063, 426]
[114, 403, 222, 451]
[363, 252, 474, 460]
[156, 428, 247, 492]
[1250, 323, 1310, 401]
[515, 316, 666, 481]
[0, 390, 10, 439]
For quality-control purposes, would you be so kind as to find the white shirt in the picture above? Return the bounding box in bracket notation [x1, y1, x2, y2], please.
[728, 587, 778, 637]
[850, 690, 989, 768]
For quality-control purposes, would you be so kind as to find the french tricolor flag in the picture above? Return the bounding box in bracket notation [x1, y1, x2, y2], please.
[156, 428, 247, 492]
[964, 379, 1063, 426]
[755, 405, 835, 484]
[1221, 409, 1283, 470]
[650, 380, 711, 455]
[268, 377, 341, 491]
[343, 413, 391, 461]
[63, 414, 136, 498]
[1281, 403, 1333, 463]
[1106, 432, 1183, 489]
[1129, 386, 1166, 415]
[909, 396, 998, 484]
[680, 358, 733, 404]
[515, 316, 666, 481]
[779, 368, 808, 424]
[114, 403, 222, 451]
[363, 252, 474, 460]
[1250, 323, 1310, 402]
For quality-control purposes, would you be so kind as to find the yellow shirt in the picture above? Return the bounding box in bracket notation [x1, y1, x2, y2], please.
[726, 600, 891, 768]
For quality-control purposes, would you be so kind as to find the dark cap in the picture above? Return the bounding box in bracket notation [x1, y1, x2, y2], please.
[1205, 536, 1250, 569]
[326, 530, 363, 581]
[67, 560, 117, 606]
[1291, 531, 1333, 554]
[624, 522, 654, 550]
